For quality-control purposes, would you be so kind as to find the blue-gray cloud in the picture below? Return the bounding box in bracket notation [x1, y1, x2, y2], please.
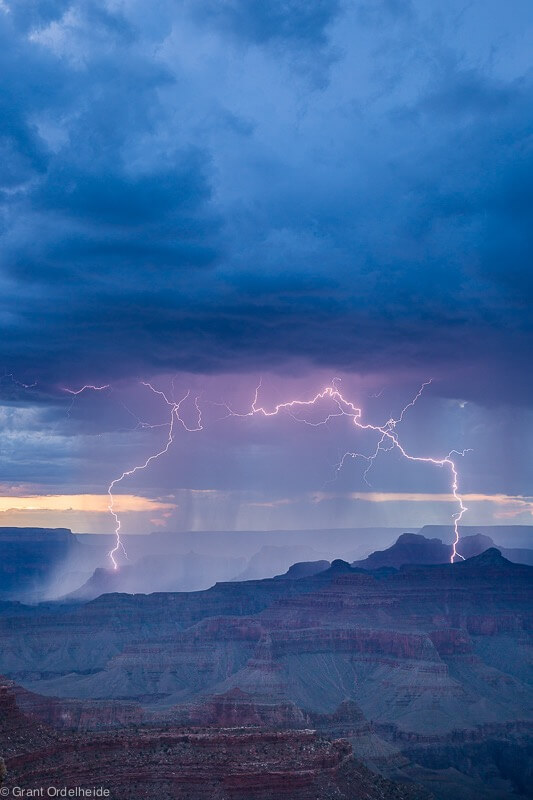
[0, 0, 532, 406]
[193, 0, 341, 46]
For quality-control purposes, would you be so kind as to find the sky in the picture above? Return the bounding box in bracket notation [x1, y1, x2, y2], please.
[0, 0, 532, 536]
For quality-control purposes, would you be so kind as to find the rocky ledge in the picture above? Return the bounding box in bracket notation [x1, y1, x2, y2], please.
[1, 685, 428, 800]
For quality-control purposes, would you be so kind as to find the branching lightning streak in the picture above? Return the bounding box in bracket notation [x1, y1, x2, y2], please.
[59, 381, 203, 569]
[60, 378, 469, 567]
[63, 385, 111, 395]
[61, 384, 111, 417]
[107, 382, 202, 569]
[1, 373, 38, 390]
[229, 379, 469, 563]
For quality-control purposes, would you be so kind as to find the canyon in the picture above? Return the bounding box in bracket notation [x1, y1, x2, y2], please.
[0, 546, 531, 798]
[0, 683, 431, 799]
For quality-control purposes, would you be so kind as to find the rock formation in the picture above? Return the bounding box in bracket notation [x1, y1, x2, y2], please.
[0, 549, 530, 798]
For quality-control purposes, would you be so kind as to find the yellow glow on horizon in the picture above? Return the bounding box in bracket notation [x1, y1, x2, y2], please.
[246, 491, 533, 516]
[0, 494, 176, 514]
[0, 490, 531, 531]
[310, 491, 533, 517]
[329, 491, 533, 504]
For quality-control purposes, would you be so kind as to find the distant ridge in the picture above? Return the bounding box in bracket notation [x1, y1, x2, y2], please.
[352, 532, 533, 570]
[0, 528, 81, 600]
[419, 524, 533, 549]
[275, 560, 330, 580]
[456, 547, 513, 568]
[0, 527, 73, 542]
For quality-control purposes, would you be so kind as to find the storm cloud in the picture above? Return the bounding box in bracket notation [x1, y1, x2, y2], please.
[0, 0, 531, 406]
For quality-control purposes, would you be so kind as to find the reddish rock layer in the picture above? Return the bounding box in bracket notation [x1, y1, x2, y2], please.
[1, 685, 427, 800]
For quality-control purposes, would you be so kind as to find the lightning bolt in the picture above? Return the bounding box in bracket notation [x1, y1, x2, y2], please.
[59, 380, 203, 569]
[62, 384, 111, 395]
[59, 377, 469, 567]
[61, 384, 111, 417]
[107, 382, 202, 569]
[1, 373, 38, 390]
[229, 379, 469, 563]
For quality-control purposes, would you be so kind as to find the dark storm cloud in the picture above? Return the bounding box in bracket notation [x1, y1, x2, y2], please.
[0, 0, 532, 404]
